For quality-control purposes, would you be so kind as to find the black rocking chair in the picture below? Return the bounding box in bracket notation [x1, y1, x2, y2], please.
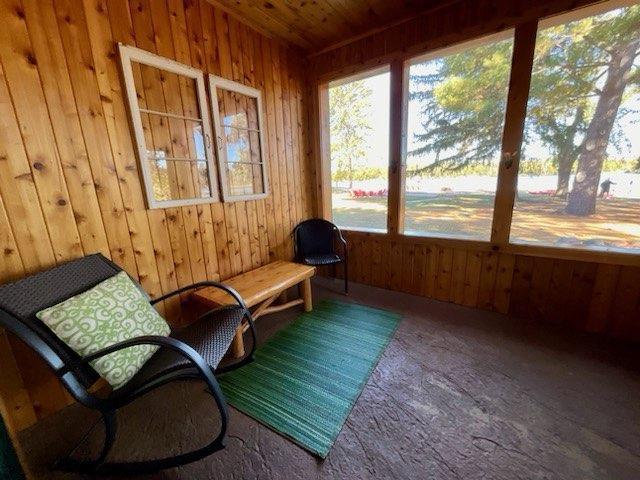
[293, 218, 348, 294]
[0, 253, 256, 475]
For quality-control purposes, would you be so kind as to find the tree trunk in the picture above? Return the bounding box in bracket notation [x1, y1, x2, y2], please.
[555, 107, 584, 197]
[555, 159, 572, 197]
[566, 38, 640, 216]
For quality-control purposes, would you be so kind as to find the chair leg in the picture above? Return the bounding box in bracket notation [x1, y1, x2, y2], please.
[344, 261, 349, 295]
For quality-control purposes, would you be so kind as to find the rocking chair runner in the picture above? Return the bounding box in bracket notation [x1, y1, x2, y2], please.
[0, 254, 257, 475]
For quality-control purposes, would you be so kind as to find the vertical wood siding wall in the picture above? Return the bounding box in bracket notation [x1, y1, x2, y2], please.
[337, 231, 640, 342]
[0, 0, 314, 431]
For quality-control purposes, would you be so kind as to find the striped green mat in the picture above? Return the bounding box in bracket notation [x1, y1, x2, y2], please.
[219, 300, 401, 458]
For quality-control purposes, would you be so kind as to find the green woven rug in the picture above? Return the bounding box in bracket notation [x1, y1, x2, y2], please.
[219, 300, 401, 458]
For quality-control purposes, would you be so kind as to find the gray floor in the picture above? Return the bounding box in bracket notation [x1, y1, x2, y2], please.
[19, 277, 640, 479]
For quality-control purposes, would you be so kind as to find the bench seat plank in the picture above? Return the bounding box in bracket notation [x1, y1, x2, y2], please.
[193, 261, 315, 308]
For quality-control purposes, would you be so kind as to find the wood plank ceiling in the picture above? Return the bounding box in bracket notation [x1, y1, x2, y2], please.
[207, 0, 454, 51]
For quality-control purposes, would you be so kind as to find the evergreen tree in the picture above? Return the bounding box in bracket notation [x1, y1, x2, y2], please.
[329, 80, 373, 188]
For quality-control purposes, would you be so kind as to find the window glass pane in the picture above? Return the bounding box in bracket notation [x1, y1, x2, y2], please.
[511, 4, 640, 253]
[403, 34, 514, 240]
[329, 70, 390, 232]
[130, 60, 214, 203]
[215, 86, 266, 198]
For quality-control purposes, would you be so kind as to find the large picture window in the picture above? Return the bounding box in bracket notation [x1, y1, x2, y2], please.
[402, 33, 514, 240]
[317, 0, 639, 263]
[328, 67, 390, 232]
[510, 3, 640, 253]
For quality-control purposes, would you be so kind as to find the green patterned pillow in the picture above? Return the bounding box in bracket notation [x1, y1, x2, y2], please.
[36, 271, 170, 389]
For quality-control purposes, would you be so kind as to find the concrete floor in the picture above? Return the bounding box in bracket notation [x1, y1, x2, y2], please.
[19, 277, 640, 479]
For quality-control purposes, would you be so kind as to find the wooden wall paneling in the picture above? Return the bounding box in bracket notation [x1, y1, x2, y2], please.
[388, 240, 403, 291]
[200, 2, 232, 279]
[545, 260, 575, 326]
[359, 237, 373, 286]
[400, 243, 414, 293]
[214, 10, 244, 275]
[0, 63, 57, 273]
[0, 197, 24, 283]
[450, 249, 468, 305]
[508, 254, 534, 318]
[293, 57, 313, 219]
[260, 37, 284, 258]
[165, 0, 209, 283]
[410, 243, 427, 296]
[147, 0, 199, 293]
[55, 0, 144, 275]
[566, 262, 597, 331]
[492, 253, 515, 314]
[23, 0, 110, 260]
[477, 251, 499, 311]
[0, 0, 311, 429]
[584, 263, 620, 334]
[127, 0, 182, 317]
[181, 0, 222, 280]
[240, 25, 269, 267]
[249, 29, 275, 263]
[461, 250, 482, 307]
[81, 0, 164, 299]
[226, 18, 254, 272]
[285, 46, 305, 231]
[0, 329, 36, 432]
[0, 0, 84, 265]
[367, 239, 380, 287]
[609, 266, 640, 341]
[0, 199, 36, 431]
[527, 257, 555, 320]
[434, 247, 453, 302]
[424, 245, 438, 298]
[279, 44, 299, 240]
[270, 44, 294, 258]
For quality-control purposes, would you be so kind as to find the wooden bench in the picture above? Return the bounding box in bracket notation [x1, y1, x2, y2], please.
[192, 261, 316, 358]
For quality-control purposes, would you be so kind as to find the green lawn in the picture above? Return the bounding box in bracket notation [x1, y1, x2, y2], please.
[331, 192, 640, 251]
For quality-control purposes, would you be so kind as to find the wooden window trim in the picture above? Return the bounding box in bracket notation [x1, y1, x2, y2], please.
[317, 65, 393, 227]
[313, 0, 640, 267]
[118, 44, 219, 209]
[491, 22, 538, 245]
[208, 75, 270, 202]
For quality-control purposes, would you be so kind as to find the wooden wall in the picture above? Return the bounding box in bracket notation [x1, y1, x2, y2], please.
[339, 231, 640, 341]
[308, 0, 640, 346]
[0, 0, 313, 431]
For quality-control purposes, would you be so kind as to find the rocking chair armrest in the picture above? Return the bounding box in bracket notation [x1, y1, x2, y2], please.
[60, 335, 229, 426]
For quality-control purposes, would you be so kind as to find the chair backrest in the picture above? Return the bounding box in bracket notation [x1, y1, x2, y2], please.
[293, 219, 338, 259]
[0, 254, 123, 388]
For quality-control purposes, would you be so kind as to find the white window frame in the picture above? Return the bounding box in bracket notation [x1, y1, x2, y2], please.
[208, 75, 269, 202]
[118, 43, 219, 209]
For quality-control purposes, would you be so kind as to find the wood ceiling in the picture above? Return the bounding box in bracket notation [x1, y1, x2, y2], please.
[207, 0, 453, 52]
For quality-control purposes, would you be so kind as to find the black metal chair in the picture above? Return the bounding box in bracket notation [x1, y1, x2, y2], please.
[293, 219, 348, 294]
[0, 253, 256, 475]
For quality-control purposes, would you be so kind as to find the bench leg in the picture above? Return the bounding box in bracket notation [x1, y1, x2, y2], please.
[231, 325, 245, 358]
[301, 278, 313, 312]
